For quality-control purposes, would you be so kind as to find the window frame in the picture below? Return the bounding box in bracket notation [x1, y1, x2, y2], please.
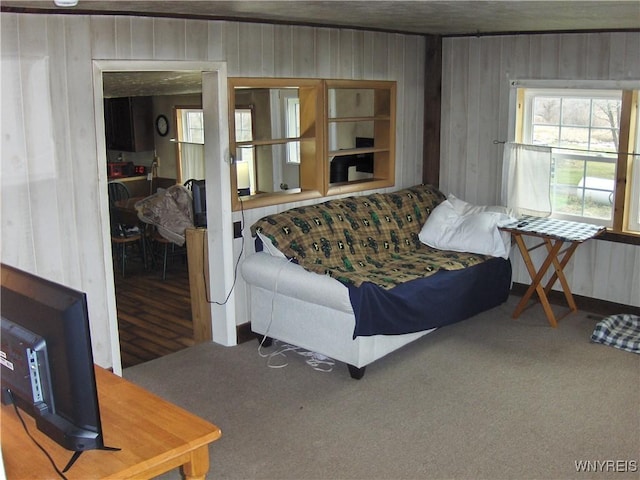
[512, 82, 640, 240]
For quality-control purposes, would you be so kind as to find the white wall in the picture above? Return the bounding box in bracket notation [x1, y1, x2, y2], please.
[440, 32, 640, 307]
[0, 12, 426, 370]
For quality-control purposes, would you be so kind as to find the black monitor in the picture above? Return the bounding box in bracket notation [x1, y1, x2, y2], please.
[0, 263, 117, 472]
[190, 179, 207, 228]
[329, 137, 375, 183]
[355, 136, 374, 173]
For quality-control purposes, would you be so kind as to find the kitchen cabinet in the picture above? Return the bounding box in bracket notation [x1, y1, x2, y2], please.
[104, 96, 154, 152]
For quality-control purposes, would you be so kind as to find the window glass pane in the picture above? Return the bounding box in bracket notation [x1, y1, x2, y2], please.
[328, 88, 375, 118]
[533, 97, 560, 125]
[182, 110, 204, 144]
[235, 145, 255, 196]
[630, 105, 640, 232]
[561, 98, 591, 126]
[532, 125, 559, 145]
[234, 87, 299, 142]
[175, 108, 204, 183]
[592, 99, 621, 128]
[287, 141, 300, 165]
[329, 120, 375, 151]
[255, 144, 300, 193]
[559, 126, 589, 148]
[285, 98, 300, 163]
[551, 152, 614, 221]
[235, 109, 253, 142]
[235, 143, 301, 195]
[590, 128, 618, 152]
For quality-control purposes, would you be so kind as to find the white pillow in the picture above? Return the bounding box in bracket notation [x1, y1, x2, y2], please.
[448, 193, 515, 221]
[418, 199, 513, 259]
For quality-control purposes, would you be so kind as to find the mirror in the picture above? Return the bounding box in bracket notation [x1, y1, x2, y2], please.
[328, 88, 377, 184]
[233, 87, 301, 195]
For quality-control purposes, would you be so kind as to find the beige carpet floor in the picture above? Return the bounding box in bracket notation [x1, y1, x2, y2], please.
[124, 295, 639, 480]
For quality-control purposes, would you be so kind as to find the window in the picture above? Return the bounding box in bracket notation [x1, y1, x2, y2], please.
[517, 87, 639, 234]
[235, 107, 255, 195]
[175, 107, 205, 182]
[285, 97, 300, 164]
[629, 102, 640, 232]
[180, 109, 204, 144]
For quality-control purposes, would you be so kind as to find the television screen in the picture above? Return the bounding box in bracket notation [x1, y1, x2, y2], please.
[0, 264, 113, 472]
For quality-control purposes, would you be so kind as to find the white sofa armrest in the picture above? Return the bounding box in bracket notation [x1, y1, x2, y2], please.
[241, 252, 353, 314]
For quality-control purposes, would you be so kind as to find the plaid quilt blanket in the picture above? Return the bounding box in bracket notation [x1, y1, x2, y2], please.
[251, 184, 491, 290]
[591, 314, 640, 354]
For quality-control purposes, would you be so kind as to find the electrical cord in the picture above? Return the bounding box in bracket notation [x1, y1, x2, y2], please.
[6, 389, 68, 480]
[259, 340, 335, 372]
[202, 197, 245, 306]
[256, 257, 335, 373]
[257, 256, 293, 361]
[194, 194, 335, 372]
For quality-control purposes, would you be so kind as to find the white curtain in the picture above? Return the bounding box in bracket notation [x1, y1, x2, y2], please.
[180, 142, 205, 181]
[501, 142, 553, 217]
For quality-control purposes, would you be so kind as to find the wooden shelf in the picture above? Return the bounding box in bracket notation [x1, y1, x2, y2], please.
[328, 116, 391, 123]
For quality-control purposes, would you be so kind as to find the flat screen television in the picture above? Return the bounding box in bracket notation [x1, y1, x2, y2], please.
[0, 264, 117, 472]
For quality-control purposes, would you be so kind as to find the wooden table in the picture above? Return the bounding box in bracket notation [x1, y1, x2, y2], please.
[500, 216, 605, 327]
[2, 366, 222, 479]
[113, 196, 146, 226]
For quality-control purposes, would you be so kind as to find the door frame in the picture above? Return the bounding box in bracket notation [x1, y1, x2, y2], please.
[92, 60, 234, 375]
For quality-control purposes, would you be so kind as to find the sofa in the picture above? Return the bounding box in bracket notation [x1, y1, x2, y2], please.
[241, 184, 512, 378]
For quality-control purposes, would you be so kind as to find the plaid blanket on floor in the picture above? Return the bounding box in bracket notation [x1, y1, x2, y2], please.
[591, 314, 640, 354]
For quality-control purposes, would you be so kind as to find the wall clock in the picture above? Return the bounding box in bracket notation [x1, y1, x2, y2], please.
[155, 114, 169, 137]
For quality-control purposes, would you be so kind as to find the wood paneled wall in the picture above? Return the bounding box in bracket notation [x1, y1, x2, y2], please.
[440, 32, 640, 307]
[0, 12, 426, 369]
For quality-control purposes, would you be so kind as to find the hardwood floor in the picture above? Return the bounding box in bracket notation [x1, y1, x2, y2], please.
[113, 254, 195, 368]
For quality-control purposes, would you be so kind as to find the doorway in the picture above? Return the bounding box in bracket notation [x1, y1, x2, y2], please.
[93, 60, 236, 375]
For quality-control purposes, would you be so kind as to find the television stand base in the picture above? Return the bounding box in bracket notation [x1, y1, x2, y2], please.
[63, 445, 121, 473]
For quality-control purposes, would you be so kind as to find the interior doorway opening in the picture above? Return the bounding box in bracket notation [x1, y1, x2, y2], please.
[103, 69, 203, 368]
[93, 60, 234, 375]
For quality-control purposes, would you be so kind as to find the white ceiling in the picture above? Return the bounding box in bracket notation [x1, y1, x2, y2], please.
[3, 1, 640, 36]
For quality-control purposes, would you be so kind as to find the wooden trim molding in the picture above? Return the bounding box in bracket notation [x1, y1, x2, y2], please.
[511, 282, 640, 317]
[422, 35, 442, 187]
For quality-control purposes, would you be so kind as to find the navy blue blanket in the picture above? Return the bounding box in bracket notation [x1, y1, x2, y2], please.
[347, 257, 512, 338]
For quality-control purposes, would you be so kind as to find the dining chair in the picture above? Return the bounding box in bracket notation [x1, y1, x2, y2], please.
[108, 181, 146, 276]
